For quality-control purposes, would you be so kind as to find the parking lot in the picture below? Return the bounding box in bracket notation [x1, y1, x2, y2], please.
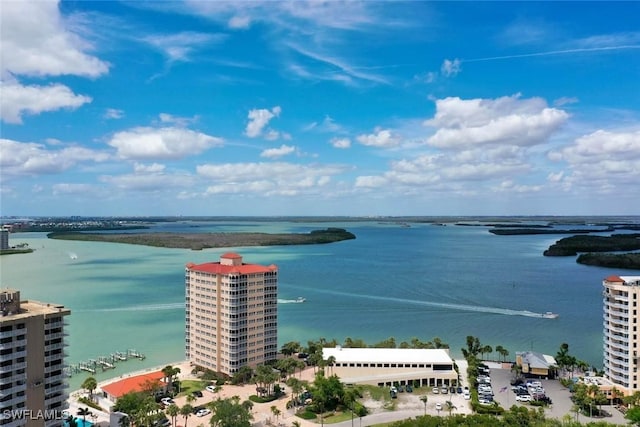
[486, 364, 627, 425]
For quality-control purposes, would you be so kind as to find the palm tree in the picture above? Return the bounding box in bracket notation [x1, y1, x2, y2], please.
[270, 405, 281, 424]
[326, 355, 336, 376]
[419, 395, 428, 415]
[77, 408, 91, 426]
[81, 377, 98, 401]
[495, 345, 509, 362]
[180, 404, 193, 427]
[166, 404, 179, 427]
[445, 400, 456, 416]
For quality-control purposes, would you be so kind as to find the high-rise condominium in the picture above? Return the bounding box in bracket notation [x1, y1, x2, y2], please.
[603, 275, 640, 395]
[185, 253, 278, 376]
[0, 290, 70, 427]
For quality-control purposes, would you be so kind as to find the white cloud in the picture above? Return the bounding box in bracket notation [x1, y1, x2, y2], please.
[356, 128, 400, 148]
[0, 138, 109, 176]
[197, 161, 344, 196]
[100, 172, 195, 192]
[0, 81, 92, 124]
[330, 137, 351, 149]
[158, 113, 199, 127]
[424, 94, 568, 148]
[549, 129, 640, 163]
[228, 15, 251, 29]
[261, 144, 296, 158]
[107, 127, 223, 160]
[143, 31, 225, 62]
[441, 58, 461, 77]
[104, 108, 124, 120]
[133, 163, 166, 173]
[0, 0, 109, 78]
[52, 183, 96, 195]
[245, 106, 281, 138]
[547, 129, 640, 194]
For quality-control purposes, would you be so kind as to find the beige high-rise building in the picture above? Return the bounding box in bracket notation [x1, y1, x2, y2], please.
[0, 290, 70, 427]
[603, 275, 640, 396]
[185, 253, 278, 376]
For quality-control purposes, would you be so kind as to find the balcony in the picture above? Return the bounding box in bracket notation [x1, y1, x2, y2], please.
[0, 382, 27, 398]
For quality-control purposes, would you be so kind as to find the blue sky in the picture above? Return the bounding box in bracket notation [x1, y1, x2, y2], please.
[1, 1, 639, 217]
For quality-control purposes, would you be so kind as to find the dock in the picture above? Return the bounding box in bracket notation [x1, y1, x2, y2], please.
[64, 349, 146, 377]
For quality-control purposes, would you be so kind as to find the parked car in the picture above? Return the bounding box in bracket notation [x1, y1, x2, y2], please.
[398, 385, 404, 392]
[432, 387, 439, 394]
[463, 391, 471, 400]
[456, 387, 463, 394]
[449, 386, 456, 394]
[390, 389, 397, 399]
[405, 384, 413, 392]
[196, 408, 211, 417]
[435, 403, 442, 411]
[160, 398, 174, 406]
[192, 390, 203, 398]
[440, 386, 448, 394]
[516, 394, 532, 402]
[205, 385, 217, 393]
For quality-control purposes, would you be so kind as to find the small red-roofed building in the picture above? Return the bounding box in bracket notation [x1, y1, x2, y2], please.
[185, 253, 278, 375]
[101, 371, 165, 402]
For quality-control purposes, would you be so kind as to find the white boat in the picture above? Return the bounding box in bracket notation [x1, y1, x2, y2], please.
[541, 311, 558, 319]
[295, 297, 306, 303]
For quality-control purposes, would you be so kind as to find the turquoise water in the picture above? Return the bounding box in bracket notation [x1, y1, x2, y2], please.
[0, 219, 622, 390]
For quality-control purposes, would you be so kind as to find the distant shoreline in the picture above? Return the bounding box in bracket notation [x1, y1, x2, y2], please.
[46, 228, 356, 250]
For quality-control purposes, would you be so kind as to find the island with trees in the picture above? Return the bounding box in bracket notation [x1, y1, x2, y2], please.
[46, 227, 356, 250]
[542, 234, 640, 270]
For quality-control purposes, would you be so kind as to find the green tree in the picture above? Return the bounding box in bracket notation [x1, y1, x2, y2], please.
[626, 406, 640, 426]
[254, 364, 278, 396]
[495, 345, 509, 362]
[81, 377, 98, 400]
[419, 395, 428, 415]
[180, 404, 193, 427]
[77, 408, 91, 426]
[281, 341, 301, 356]
[166, 404, 179, 427]
[445, 400, 456, 416]
[270, 405, 281, 424]
[326, 355, 336, 376]
[208, 396, 253, 427]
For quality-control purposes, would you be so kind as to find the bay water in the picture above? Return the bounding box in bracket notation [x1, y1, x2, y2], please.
[0, 220, 615, 390]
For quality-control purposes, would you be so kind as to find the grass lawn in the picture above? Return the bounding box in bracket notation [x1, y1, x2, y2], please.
[177, 379, 208, 396]
[321, 411, 355, 424]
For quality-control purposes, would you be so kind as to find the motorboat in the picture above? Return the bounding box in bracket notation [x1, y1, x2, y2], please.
[541, 311, 559, 319]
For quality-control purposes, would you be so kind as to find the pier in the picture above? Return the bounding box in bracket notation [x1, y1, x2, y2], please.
[64, 349, 146, 377]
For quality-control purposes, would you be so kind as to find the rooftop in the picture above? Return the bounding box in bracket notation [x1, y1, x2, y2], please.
[101, 371, 165, 399]
[322, 347, 454, 364]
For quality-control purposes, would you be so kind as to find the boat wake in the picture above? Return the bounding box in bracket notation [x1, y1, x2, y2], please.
[278, 297, 306, 304]
[316, 289, 555, 319]
[76, 302, 185, 313]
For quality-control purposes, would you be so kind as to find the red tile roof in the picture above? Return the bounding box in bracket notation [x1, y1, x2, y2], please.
[101, 371, 165, 399]
[221, 252, 242, 259]
[187, 262, 276, 274]
[605, 275, 624, 282]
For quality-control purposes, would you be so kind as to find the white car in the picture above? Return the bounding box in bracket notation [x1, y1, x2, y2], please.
[205, 385, 217, 393]
[196, 408, 211, 417]
[435, 403, 442, 411]
[516, 394, 532, 402]
[160, 398, 174, 406]
[463, 391, 471, 400]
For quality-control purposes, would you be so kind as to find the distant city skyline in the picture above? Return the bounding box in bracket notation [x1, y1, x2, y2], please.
[1, 1, 639, 216]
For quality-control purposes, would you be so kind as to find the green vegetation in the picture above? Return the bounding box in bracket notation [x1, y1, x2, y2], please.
[577, 253, 640, 270]
[489, 228, 605, 235]
[46, 227, 356, 250]
[387, 408, 621, 427]
[0, 248, 33, 255]
[543, 234, 640, 256]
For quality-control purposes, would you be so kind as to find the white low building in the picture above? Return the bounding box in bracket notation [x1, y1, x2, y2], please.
[322, 346, 459, 387]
